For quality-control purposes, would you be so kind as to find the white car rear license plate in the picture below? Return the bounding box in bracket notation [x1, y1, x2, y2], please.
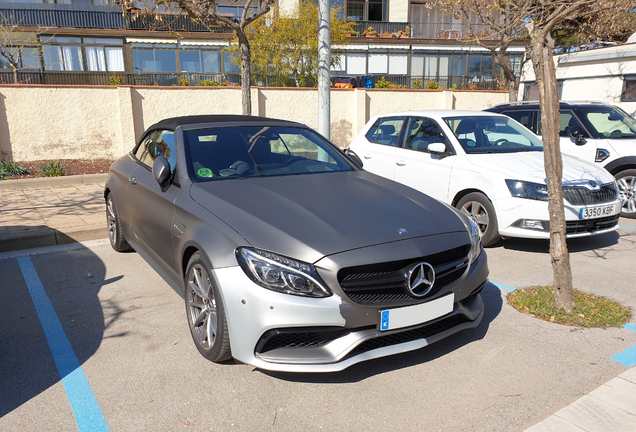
[379, 293, 454, 331]
[579, 204, 616, 220]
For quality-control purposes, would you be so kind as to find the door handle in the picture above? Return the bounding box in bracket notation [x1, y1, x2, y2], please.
[363, 154, 372, 159]
[129, 176, 137, 185]
[396, 161, 406, 166]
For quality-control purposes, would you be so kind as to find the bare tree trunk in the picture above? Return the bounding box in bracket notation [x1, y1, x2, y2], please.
[529, 30, 575, 312]
[494, 50, 518, 102]
[12, 65, 17, 84]
[236, 29, 252, 115]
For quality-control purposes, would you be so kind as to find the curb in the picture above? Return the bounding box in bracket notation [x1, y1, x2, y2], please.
[0, 173, 108, 190]
[0, 224, 108, 253]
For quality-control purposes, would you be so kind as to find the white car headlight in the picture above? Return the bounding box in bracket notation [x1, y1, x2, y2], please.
[505, 179, 548, 201]
[236, 248, 332, 298]
[468, 218, 482, 264]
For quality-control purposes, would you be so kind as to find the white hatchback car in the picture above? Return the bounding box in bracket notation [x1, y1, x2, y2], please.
[348, 111, 622, 246]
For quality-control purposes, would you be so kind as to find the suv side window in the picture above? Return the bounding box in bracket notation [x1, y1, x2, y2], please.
[403, 117, 449, 152]
[365, 117, 405, 147]
[537, 110, 586, 137]
[136, 130, 177, 172]
[502, 110, 534, 133]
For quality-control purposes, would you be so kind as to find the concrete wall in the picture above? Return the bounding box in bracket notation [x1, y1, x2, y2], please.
[0, 85, 507, 161]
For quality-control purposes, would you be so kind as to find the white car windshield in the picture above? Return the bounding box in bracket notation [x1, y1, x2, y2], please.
[444, 115, 544, 154]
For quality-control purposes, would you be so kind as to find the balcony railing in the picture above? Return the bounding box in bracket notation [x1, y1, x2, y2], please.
[0, 6, 125, 30]
[410, 22, 528, 40]
[128, 11, 230, 33]
[0, 70, 503, 91]
[0, 5, 527, 41]
[0, 5, 232, 33]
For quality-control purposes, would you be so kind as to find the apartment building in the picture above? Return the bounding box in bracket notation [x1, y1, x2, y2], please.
[0, 0, 526, 88]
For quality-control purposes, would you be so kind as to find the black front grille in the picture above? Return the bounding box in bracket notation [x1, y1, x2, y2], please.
[337, 245, 469, 306]
[566, 215, 620, 234]
[258, 328, 353, 353]
[563, 184, 617, 205]
[346, 314, 469, 359]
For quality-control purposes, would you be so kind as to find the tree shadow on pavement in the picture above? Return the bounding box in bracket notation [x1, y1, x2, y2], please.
[0, 241, 112, 417]
[259, 283, 503, 383]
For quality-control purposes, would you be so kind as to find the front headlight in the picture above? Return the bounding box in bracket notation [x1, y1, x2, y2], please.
[505, 179, 548, 201]
[468, 218, 482, 264]
[236, 248, 332, 298]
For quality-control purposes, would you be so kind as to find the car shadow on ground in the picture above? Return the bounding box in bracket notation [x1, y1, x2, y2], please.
[0, 240, 115, 417]
[259, 282, 503, 383]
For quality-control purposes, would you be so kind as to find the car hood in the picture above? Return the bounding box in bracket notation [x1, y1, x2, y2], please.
[190, 171, 467, 264]
[465, 151, 615, 185]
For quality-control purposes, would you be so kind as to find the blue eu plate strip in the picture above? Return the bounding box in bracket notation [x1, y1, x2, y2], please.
[380, 310, 389, 331]
[17, 256, 109, 432]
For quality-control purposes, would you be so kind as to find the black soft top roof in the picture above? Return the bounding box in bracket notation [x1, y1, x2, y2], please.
[146, 115, 304, 133]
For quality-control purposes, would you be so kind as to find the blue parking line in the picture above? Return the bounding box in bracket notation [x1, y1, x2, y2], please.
[17, 256, 109, 432]
[619, 224, 636, 229]
[490, 281, 517, 292]
[611, 324, 636, 367]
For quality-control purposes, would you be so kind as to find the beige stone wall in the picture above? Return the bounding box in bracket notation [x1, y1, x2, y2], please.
[0, 85, 507, 161]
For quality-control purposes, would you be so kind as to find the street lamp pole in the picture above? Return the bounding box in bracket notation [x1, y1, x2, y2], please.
[318, 0, 330, 142]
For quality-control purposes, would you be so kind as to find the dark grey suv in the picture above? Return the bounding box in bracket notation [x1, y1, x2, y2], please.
[486, 101, 636, 218]
[104, 115, 488, 372]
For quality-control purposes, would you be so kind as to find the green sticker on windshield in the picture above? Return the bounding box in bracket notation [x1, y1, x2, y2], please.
[197, 167, 213, 178]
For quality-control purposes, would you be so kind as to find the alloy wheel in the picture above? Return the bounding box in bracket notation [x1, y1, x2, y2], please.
[461, 200, 489, 234]
[106, 196, 117, 246]
[617, 175, 636, 215]
[187, 264, 218, 350]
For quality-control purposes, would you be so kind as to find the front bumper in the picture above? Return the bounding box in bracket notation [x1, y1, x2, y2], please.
[495, 197, 621, 240]
[214, 249, 487, 373]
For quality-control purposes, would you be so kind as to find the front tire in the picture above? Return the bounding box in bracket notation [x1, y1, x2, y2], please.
[185, 252, 231, 362]
[615, 169, 636, 219]
[456, 192, 500, 247]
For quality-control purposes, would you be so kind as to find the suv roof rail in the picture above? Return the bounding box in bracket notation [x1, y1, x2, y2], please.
[490, 100, 612, 108]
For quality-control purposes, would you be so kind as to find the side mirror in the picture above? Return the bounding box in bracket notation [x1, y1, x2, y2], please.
[152, 156, 172, 192]
[569, 126, 586, 145]
[428, 143, 449, 156]
[344, 148, 364, 168]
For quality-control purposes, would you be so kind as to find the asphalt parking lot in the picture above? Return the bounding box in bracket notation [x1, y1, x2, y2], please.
[1, 221, 635, 432]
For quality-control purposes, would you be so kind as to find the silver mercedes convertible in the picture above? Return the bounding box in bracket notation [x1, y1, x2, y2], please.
[104, 115, 488, 372]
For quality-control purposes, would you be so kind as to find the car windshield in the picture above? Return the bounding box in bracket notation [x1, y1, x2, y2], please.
[185, 126, 354, 181]
[444, 115, 544, 154]
[579, 107, 636, 139]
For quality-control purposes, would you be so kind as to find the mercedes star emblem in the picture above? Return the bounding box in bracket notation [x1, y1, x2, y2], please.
[407, 262, 435, 297]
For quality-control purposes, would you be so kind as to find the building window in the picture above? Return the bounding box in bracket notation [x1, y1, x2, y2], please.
[43, 36, 124, 72]
[346, 52, 366, 75]
[368, 52, 387, 74]
[131, 43, 177, 72]
[388, 53, 407, 75]
[0, 47, 41, 70]
[346, 0, 385, 21]
[622, 76, 636, 102]
[223, 51, 240, 73]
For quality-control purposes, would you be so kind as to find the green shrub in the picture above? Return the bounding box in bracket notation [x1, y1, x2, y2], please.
[375, 77, 391, 88]
[110, 73, 124, 85]
[0, 160, 31, 179]
[412, 78, 423, 89]
[39, 161, 66, 177]
[426, 80, 442, 89]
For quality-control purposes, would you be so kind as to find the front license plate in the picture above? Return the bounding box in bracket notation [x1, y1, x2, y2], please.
[579, 204, 616, 220]
[379, 293, 454, 331]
